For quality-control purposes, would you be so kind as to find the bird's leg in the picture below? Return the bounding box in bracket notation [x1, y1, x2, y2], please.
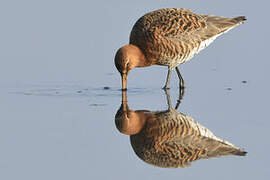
[175, 67, 184, 89]
[163, 68, 171, 90]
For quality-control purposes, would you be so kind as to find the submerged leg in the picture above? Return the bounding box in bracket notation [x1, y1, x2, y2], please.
[175, 67, 184, 89]
[163, 68, 171, 89]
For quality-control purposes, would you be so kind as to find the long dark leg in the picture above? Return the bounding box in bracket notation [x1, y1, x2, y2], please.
[175, 67, 184, 89]
[163, 68, 171, 90]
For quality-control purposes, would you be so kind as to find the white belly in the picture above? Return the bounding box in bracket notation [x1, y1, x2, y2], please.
[176, 33, 223, 67]
[168, 28, 234, 69]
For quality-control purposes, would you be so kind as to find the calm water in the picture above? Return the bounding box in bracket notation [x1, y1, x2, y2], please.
[0, 0, 269, 179]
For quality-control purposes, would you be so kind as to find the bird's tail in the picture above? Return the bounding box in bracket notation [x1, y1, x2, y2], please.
[232, 149, 248, 156]
[206, 15, 247, 33]
[231, 16, 247, 24]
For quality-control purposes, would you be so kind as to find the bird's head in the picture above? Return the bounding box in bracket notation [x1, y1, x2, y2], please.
[114, 44, 146, 90]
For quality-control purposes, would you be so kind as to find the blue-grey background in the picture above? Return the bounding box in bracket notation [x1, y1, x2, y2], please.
[0, 0, 268, 179]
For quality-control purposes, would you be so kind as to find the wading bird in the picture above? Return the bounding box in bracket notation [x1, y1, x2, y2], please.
[114, 8, 246, 90]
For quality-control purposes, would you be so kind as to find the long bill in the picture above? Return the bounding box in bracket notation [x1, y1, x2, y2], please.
[121, 90, 127, 104]
[121, 73, 128, 91]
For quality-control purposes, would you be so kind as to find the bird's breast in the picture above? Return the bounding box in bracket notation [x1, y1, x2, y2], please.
[151, 43, 199, 69]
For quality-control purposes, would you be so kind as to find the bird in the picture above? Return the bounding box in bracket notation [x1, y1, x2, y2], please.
[115, 90, 247, 168]
[114, 8, 246, 90]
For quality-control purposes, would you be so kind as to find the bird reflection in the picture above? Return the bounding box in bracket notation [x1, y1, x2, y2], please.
[115, 90, 247, 168]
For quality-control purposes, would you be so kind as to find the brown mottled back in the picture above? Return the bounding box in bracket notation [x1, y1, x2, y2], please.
[130, 8, 246, 69]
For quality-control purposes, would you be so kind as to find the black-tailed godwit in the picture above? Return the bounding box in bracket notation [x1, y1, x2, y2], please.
[114, 8, 246, 90]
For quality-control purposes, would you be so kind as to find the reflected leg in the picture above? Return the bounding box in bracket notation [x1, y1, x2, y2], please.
[163, 68, 171, 90]
[164, 89, 173, 110]
[175, 86, 185, 110]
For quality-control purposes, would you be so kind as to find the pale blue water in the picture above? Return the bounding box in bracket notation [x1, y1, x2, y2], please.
[0, 0, 269, 179]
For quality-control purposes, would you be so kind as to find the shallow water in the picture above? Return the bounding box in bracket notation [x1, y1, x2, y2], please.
[0, 78, 268, 179]
[0, 0, 269, 179]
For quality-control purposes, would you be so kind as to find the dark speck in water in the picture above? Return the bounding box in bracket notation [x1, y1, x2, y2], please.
[103, 86, 110, 90]
[226, 88, 232, 91]
[242, 80, 247, 84]
[77, 90, 82, 93]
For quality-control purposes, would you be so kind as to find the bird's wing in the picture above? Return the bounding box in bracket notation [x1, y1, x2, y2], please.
[130, 8, 207, 38]
[130, 8, 207, 59]
[169, 15, 246, 44]
[129, 8, 207, 46]
[130, 8, 246, 51]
